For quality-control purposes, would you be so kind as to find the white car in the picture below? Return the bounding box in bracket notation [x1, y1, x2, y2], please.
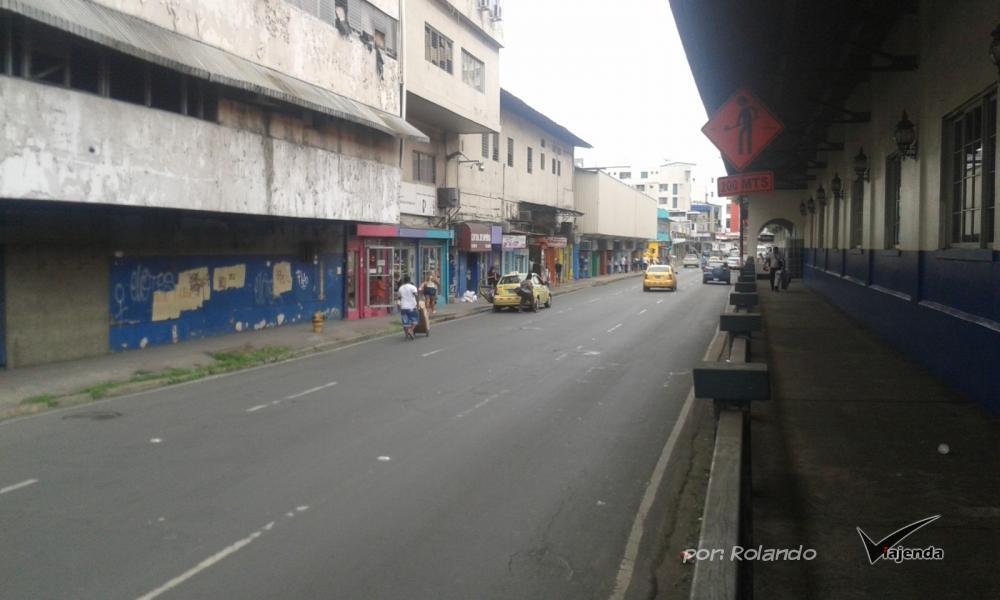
[682, 254, 700, 268]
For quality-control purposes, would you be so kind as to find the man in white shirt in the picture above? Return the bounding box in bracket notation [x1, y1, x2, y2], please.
[396, 275, 420, 340]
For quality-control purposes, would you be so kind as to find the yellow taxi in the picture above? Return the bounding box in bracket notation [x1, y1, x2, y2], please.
[492, 272, 551, 312]
[643, 264, 677, 291]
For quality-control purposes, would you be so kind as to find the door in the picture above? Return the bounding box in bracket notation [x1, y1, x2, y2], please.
[367, 246, 394, 309]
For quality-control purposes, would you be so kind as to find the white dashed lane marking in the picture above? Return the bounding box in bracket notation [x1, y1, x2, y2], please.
[285, 381, 338, 400]
[0, 479, 38, 496]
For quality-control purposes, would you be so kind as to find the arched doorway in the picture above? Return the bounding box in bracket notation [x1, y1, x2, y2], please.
[756, 218, 802, 279]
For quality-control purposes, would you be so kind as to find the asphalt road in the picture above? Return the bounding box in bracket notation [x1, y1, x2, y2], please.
[0, 268, 729, 600]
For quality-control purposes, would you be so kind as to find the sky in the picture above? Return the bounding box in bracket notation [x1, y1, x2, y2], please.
[498, 0, 726, 184]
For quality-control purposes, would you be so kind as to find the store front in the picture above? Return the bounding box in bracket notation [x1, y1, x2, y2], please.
[536, 235, 568, 285]
[347, 224, 452, 320]
[455, 223, 494, 296]
[502, 234, 529, 275]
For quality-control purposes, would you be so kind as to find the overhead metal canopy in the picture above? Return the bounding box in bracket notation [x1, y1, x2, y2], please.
[669, 0, 917, 189]
[1, 0, 430, 143]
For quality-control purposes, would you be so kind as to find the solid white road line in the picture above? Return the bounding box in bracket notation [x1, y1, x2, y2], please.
[638, 309, 647, 315]
[609, 389, 696, 600]
[246, 404, 269, 413]
[656, 299, 664, 305]
[284, 381, 338, 400]
[607, 323, 623, 333]
[0, 479, 38, 496]
[421, 348, 445, 357]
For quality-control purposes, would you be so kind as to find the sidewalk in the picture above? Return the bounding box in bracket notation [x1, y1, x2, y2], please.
[751, 283, 1000, 598]
[0, 272, 640, 419]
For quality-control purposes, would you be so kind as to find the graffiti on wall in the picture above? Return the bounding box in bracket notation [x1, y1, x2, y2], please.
[109, 254, 344, 351]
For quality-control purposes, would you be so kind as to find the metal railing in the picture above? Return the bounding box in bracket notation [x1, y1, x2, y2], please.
[689, 264, 770, 600]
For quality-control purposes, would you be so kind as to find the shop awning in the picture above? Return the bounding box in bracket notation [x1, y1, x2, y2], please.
[1, 0, 430, 143]
[457, 223, 492, 252]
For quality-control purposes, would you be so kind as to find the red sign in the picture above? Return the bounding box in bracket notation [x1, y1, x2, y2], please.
[702, 89, 783, 172]
[717, 171, 775, 197]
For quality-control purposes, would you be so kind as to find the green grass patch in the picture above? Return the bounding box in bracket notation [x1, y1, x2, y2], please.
[83, 382, 116, 399]
[20, 394, 59, 408]
[124, 346, 293, 386]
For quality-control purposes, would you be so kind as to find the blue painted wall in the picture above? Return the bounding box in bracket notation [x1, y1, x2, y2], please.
[110, 253, 344, 351]
[804, 249, 1000, 412]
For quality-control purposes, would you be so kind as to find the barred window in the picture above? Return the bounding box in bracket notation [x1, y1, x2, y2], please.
[492, 133, 499, 161]
[527, 147, 533, 174]
[461, 50, 484, 92]
[424, 24, 453, 74]
[945, 91, 996, 246]
[413, 151, 435, 184]
[885, 155, 902, 248]
[541, 153, 546, 172]
[285, 1, 398, 57]
[507, 137, 514, 167]
[557, 160, 561, 176]
[481, 133, 489, 159]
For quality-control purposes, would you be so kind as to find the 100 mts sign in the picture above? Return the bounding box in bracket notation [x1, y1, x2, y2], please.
[717, 171, 774, 197]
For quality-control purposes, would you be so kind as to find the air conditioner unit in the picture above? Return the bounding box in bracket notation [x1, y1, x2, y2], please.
[491, 4, 503, 21]
[437, 187, 460, 209]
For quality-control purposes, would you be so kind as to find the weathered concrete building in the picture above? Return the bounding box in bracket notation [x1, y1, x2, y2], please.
[0, 0, 425, 366]
[574, 169, 658, 276]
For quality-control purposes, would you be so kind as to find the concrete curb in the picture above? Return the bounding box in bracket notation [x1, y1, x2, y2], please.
[0, 274, 640, 422]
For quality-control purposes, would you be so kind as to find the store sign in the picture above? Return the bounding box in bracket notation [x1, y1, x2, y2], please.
[399, 182, 437, 217]
[541, 236, 568, 248]
[502, 235, 527, 249]
[717, 171, 774, 197]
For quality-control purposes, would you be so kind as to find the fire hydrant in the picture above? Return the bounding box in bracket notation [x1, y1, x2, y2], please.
[311, 311, 324, 334]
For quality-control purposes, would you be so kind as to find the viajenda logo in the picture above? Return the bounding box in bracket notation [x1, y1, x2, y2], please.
[856, 515, 944, 564]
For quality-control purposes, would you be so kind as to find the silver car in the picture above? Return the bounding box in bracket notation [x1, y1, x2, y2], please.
[682, 254, 700, 268]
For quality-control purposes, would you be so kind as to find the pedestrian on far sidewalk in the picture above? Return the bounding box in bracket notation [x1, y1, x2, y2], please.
[555, 259, 563, 284]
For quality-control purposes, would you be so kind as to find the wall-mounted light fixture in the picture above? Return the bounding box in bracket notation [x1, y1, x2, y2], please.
[990, 24, 1000, 77]
[894, 111, 918, 159]
[807, 196, 816, 214]
[816, 184, 827, 207]
[831, 172, 843, 200]
[853, 148, 870, 181]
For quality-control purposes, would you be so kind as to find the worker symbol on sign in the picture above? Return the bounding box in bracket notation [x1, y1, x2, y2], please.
[725, 96, 759, 155]
[701, 88, 784, 172]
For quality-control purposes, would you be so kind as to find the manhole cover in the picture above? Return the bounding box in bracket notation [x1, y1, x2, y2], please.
[63, 411, 123, 421]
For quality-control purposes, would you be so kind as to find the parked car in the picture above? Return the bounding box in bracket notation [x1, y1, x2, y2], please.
[682, 254, 700, 268]
[725, 256, 742, 269]
[643, 265, 677, 292]
[702, 259, 730, 284]
[492, 272, 551, 312]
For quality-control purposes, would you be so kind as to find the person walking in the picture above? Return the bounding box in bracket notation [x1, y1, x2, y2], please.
[396, 275, 420, 340]
[420, 272, 439, 315]
[554, 260, 563, 284]
[768, 250, 782, 291]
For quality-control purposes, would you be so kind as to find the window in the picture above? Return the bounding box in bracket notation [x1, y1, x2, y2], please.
[636, 184, 645, 191]
[527, 147, 533, 173]
[461, 49, 484, 92]
[620, 171, 631, 180]
[481, 133, 489, 159]
[552, 159, 556, 175]
[424, 24, 453, 73]
[945, 92, 996, 245]
[659, 197, 669, 205]
[507, 137, 514, 167]
[673, 183, 679, 194]
[640, 171, 648, 178]
[672, 198, 678, 209]
[412, 150, 435, 184]
[885, 155, 902, 248]
[492, 133, 499, 161]
[832, 196, 841, 249]
[541, 153, 546, 172]
[850, 179, 864, 248]
[541, 139, 546, 148]
[659, 184, 668, 191]
[557, 161, 561, 176]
